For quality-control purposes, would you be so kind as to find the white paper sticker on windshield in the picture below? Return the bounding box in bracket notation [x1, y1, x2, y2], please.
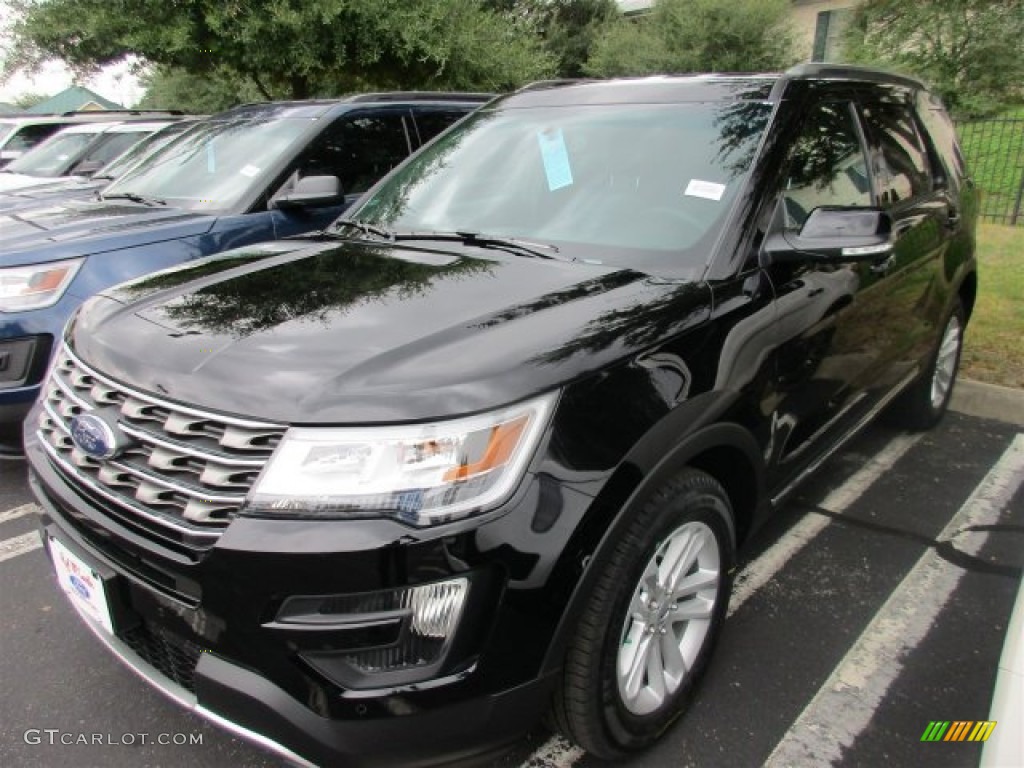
[684, 179, 726, 201]
[239, 164, 261, 177]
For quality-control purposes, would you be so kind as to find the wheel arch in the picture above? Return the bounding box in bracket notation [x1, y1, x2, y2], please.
[539, 418, 765, 676]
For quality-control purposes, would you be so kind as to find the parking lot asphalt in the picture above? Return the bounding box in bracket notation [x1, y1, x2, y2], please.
[1, 409, 1021, 768]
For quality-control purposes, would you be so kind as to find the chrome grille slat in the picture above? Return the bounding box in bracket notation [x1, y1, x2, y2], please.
[118, 422, 266, 467]
[38, 438, 221, 540]
[36, 344, 287, 538]
[105, 457, 245, 504]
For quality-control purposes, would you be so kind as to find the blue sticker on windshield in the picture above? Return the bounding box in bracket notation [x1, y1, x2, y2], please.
[206, 143, 216, 173]
[537, 129, 573, 191]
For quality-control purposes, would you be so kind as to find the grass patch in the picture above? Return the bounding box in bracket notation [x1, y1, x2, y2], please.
[961, 223, 1024, 388]
[957, 113, 1024, 224]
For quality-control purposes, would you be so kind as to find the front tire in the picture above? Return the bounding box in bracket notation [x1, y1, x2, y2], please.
[548, 469, 735, 759]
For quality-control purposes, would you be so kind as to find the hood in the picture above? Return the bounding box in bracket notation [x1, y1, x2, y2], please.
[0, 197, 215, 267]
[0, 172, 59, 193]
[71, 238, 712, 423]
[0, 179, 102, 214]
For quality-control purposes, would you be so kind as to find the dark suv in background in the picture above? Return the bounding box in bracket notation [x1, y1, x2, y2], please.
[0, 93, 489, 452]
[25, 65, 976, 766]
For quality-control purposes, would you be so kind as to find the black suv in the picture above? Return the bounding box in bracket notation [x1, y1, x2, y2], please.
[25, 65, 977, 767]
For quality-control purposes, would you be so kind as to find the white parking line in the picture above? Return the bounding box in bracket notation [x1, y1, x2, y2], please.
[0, 503, 39, 526]
[523, 433, 922, 767]
[730, 433, 923, 616]
[0, 531, 43, 563]
[764, 433, 1024, 767]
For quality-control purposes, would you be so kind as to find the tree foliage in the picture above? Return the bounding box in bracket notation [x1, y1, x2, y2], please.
[844, 0, 1024, 116]
[10, 90, 48, 108]
[488, 0, 620, 78]
[136, 67, 263, 113]
[4, 0, 556, 100]
[585, 0, 796, 77]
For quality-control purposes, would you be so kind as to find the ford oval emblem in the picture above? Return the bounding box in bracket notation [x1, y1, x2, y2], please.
[69, 412, 121, 460]
[69, 574, 91, 600]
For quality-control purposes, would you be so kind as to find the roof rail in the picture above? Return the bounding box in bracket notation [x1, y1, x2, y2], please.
[57, 109, 186, 117]
[783, 63, 926, 90]
[345, 92, 494, 103]
[517, 79, 597, 93]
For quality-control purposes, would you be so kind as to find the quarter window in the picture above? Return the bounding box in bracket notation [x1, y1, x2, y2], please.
[412, 110, 467, 145]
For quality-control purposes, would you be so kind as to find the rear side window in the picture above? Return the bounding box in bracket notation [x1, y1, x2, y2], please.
[915, 91, 966, 186]
[782, 101, 873, 230]
[412, 110, 468, 145]
[861, 99, 933, 203]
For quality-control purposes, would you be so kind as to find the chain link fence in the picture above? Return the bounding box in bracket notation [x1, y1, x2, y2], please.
[955, 117, 1024, 226]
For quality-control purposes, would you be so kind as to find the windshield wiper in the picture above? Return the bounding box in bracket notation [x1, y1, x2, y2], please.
[389, 231, 566, 261]
[101, 192, 166, 206]
[331, 218, 395, 240]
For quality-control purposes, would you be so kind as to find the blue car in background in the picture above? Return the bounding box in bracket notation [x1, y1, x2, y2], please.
[0, 93, 490, 452]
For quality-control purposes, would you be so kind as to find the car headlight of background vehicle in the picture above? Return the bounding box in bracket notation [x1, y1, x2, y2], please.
[0, 258, 83, 312]
[244, 391, 557, 526]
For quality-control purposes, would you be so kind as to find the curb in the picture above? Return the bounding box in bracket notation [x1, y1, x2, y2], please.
[950, 379, 1024, 427]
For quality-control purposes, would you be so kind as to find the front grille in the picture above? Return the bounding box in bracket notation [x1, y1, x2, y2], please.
[120, 622, 204, 693]
[37, 343, 286, 540]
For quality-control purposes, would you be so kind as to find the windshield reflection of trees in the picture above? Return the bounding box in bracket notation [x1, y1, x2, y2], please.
[713, 100, 772, 176]
[141, 246, 493, 338]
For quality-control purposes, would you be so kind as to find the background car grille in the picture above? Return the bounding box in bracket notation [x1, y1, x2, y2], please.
[36, 344, 285, 540]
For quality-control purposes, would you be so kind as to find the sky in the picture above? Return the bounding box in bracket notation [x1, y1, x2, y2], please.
[0, 1, 146, 107]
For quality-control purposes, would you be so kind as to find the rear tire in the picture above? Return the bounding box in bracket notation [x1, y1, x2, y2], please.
[548, 469, 735, 759]
[888, 299, 965, 431]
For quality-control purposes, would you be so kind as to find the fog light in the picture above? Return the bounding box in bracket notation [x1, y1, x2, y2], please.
[339, 578, 468, 673]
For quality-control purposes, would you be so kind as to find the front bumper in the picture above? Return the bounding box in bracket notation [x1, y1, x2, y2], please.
[26, 418, 561, 767]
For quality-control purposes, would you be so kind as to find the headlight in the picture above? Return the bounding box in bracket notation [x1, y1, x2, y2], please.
[0, 258, 83, 312]
[244, 392, 557, 526]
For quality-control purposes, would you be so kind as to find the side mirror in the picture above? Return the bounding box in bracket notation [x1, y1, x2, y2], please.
[272, 175, 344, 210]
[765, 206, 894, 265]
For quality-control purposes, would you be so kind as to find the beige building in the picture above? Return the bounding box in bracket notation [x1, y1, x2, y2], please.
[791, 0, 857, 61]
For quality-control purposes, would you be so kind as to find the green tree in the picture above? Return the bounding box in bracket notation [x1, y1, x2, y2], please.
[137, 67, 263, 113]
[10, 91, 49, 109]
[844, 0, 1024, 116]
[585, 0, 796, 77]
[489, 0, 619, 78]
[4, 0, 555, 100]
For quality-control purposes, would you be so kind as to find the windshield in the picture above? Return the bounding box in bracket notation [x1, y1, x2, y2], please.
[95, 123, 191, 180]
[6, 131, 96, 176]
[103, 118, 315, 212]
[348, 101, 771, 269]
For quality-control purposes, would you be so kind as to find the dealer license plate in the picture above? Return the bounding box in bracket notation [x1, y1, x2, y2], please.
[49, 536, 114, 634]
